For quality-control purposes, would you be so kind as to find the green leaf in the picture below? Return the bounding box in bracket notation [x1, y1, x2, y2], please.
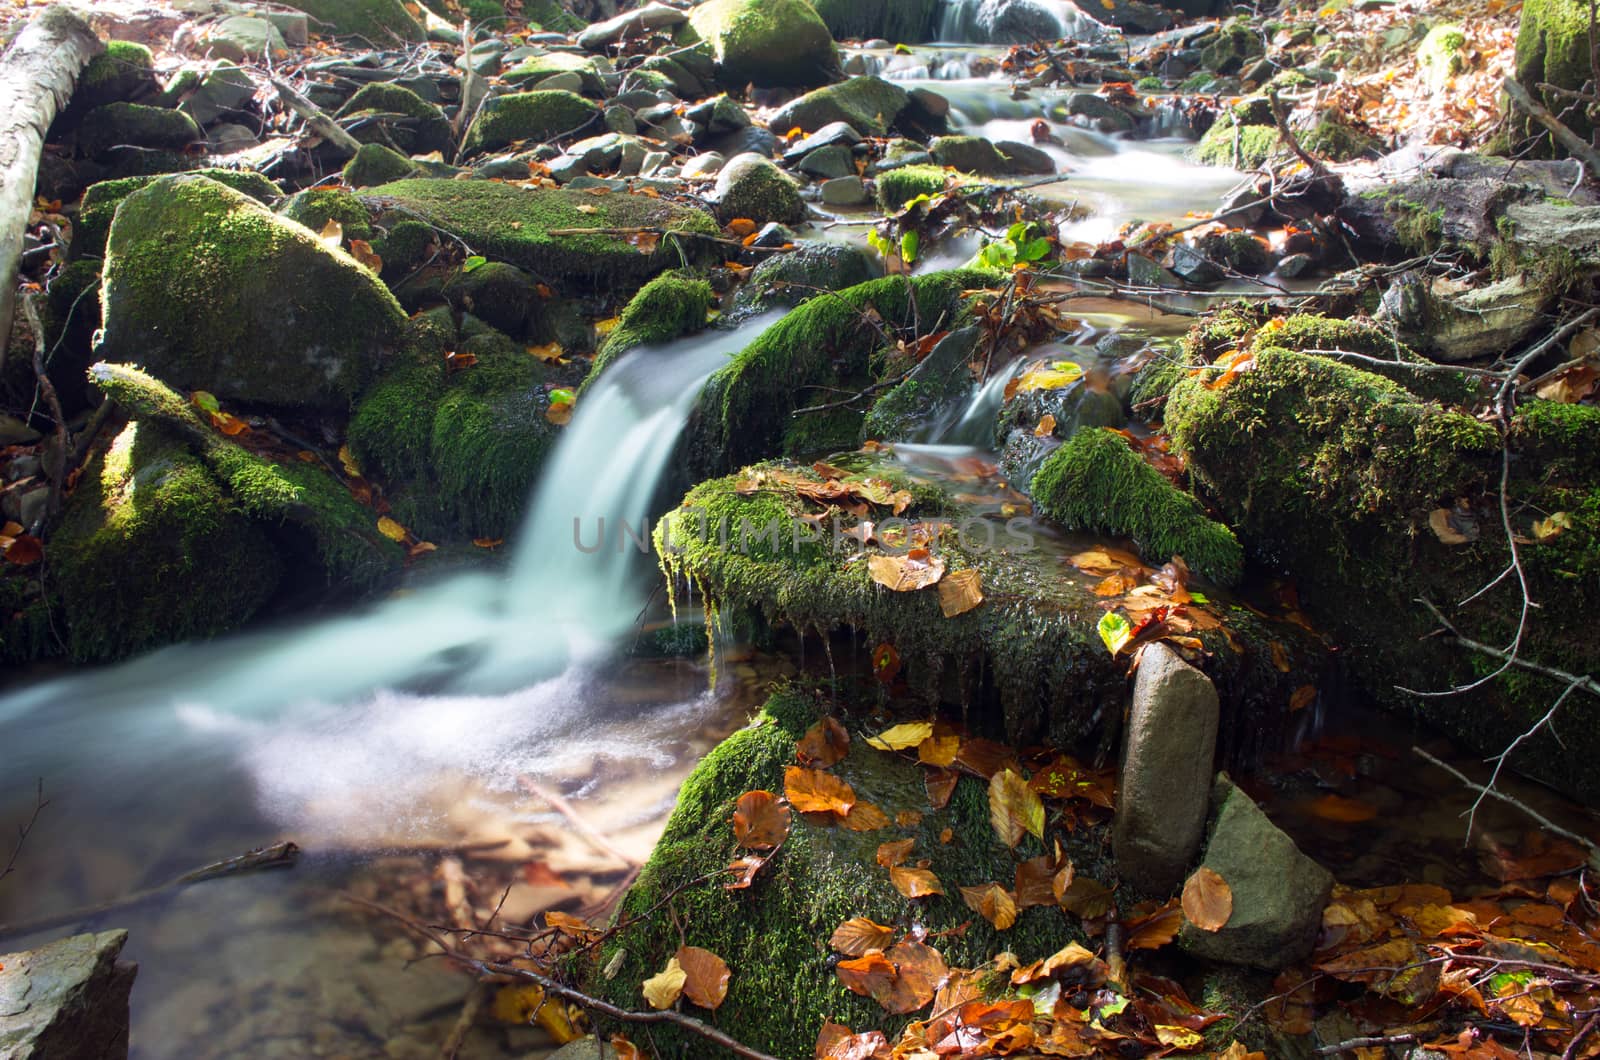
[549, 388, 575, 406]
[894, 42, 913, 54]
[1098, 611, 1132, 655]
[900, 230, 920, 264]
[1007, 221, 1031, 242]
[1019, 238, 1051, 262]
[462, 255, 487, 272]
[867, 229, 890, 257]
[979, 241, 1016, 268]
[192, 390, 220, 415]
[899, 192, 935, 212]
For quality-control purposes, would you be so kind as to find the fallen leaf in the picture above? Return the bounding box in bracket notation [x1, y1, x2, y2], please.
[868, 549, 946, 591]
[1181, 867, 1233, 932]
[732, 790, 791, 849]
[925, 767, 959, 809]
[1011, 942, 1105, 985]
[1011, 360, 1084, 394]
[881, 941, 947, 1014]
[830, 917, 895, 956]
[1098, 611, 1133, 655]
[527, 341, 566, 363]
[724, 855, 765, 890]
[1289, 684, 1317, 712]
[797, 716, 850, 767]
[377, 516, 409, 542]
[1304, 794, 1377, 823]
[1155, 1025, 1205, 1049]
[889, 865, 944, 899]
[876, 838, 916, 868]
[839, 800, 890, 831]
[642, 956, 686, 1009]
[1035, 413, 1057, 437]
[317, 217, 343, 251]
[675, 946, 730, 1010]
[784, 766, 855, 815]
[1533, 512, 1572, 542]
[1428, 507, 1478, 545]
[349, 238, 383, 272]
[867, 721, 934, 751]
[1058, 875, 1114, 918]
[872, 642, 901, 684]
[938, 568, 984, 617]
[960, 883, 1019, 930]
[1125, 900, 1184, 950]
[917, 733, 959, 767]
[989, 769, 1045, 848]
[835, 951, 898, 1004]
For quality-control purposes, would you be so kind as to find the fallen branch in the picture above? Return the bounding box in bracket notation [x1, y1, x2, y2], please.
[0, 5, 103, 348]
[266, 73, 363, 156]
[349, 894, 782, 1060]
[518, 777, 640, 868]
[0, 779, 47, 886]
[19, 293, 67, 518]
[544, 225, 789, 253]
[1412, 746, 1600, 870]
[1316, 1033, 1421, 1055]
[1504, 77, 1600, 178]
[442, 976, 492, 1060]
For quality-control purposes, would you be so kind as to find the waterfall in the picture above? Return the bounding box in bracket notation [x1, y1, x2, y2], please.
[936, 0, 1109, 45]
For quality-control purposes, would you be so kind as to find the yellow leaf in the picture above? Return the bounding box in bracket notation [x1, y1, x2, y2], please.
[989, 769, 1044, 848]
[937, 568, 983, 617]
[527, 341, 566, 363]
[377, 516, 408, 542]
[866, 721, 934, 751]
[1011, 361, 1083, 394]
[317, 218, 343, 251]
[960, 882, 1019, 930]
[338, 444, 361, 478]
[1533, 511, 1572, 542]
[576, 203, 600, 214]
[1155, 1025, 1205, 1049]
[642, 957, 686, 1010]
[867, 549, 945, 591]
[594, 316, 622, 337]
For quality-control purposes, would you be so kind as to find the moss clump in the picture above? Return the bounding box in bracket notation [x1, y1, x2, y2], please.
[1194, 119, 1279, 168]
[1031, 428, 1244, 585]
[441, 261, 541, 338]
[366, 178, 719, 287]
[373, 218, 438, 278]
[461, 90, 600, 154]
[715, 156, 805, 225]
[78, 41, 156, 107]
[1390, 197, 1445, 253]
[349, 361, 448, 485]
[1237, 312, 1477, 404]
[279, 0, 425, 42]
[582, 271, 714, 391]
[589, 686, 1095, 1057]
[343, 142, 418, 187]
[0, 573, 56, 666]
[770, 76, 910, 137]
[53, 421, 283, 661]
[683, 0, 838, 88]
[335, 83, 452, 155]
[685, 269, 994, 476]
[75, 168, 281, 258]
[99, 174, 407, 409]
[877, 164, 951, 210]
[1299, 119, 1380, 161]
[278, 188, 374, 241]
[1513, 399, 1600, 479]
[76, 102, 201, 158]
[1516, 0, 1593, 148]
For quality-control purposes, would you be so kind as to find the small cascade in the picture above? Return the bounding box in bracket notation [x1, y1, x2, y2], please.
[936, 0, 1109, 45]
[926, 360, 1026, 446]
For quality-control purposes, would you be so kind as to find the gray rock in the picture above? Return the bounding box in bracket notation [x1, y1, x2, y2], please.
[680, 152, 726, 179]
[736, 240, 876, 310]
[603, 105, 638, 134]
[1181, 775, 1335, 969]
[1113, 642, 1220, 891]
[203, 15, 287, 62]
[577, 3, 688, 50]
[783, 121, 862, 163]
[994, 140, 1056, 175]
[1379, 272, 1552, 362]
[1217, 183, 1267, 226]
[1171, 243, 1223, 287]
[176, 62, 256, 126]
[533, 70, 586, 94]
[206, 122, 258, 153]
[549, 1037, 618, 1060]
[1277, 252, 1314, 278]
[942, 0, 1109, 44]
[766, 76, 910, 138]
[712, 125, 779, 158]
[797, 144, 856, 179]
[820, 175, 869, 206]
[908, 86, 950, 120]
[1128, 252, 1181, 288]
[686, 95, 750, 135]
[1066, 92, 1136, 133]
[0, 930, 137, 1060]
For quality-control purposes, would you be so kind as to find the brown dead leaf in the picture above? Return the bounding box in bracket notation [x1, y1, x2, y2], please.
[937, 568, 984, 617]
[960, 883, 1018, 930]
[675, 946, 730, 1010]
[889, 865, 944, 899]
[1182, 867, 1233, 932]
[988, 769, 1044, 848]
[784, 766, 856, 815]
[797, 716, 850, 768]
[868, 548, 946, 591]
[732, 790, 790, 849]
[830, 917, 895, 956]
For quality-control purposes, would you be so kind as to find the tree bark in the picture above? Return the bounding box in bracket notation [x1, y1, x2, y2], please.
[0, 5, 102, 349]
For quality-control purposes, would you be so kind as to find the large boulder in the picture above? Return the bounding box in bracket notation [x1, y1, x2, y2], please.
[461, 90, 600, 154]
[1113, 642, 1220, 891]
[939, 0, 1109, 44]
[335, 83, 452, 155]
[365, 178, 719, 287]
[1378, 272, 1553, 363]
[277, 0, 425, 42]
[683, 0, 839, 88]
[0, 930, 138, 1060]
[74, 168, 282, 257]
[97, 174, 407, 409]
[767, 75, 910, 137]
[1180, 776, 1334, 969]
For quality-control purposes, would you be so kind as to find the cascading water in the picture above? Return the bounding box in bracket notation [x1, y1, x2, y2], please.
[936, 0, 1109, 45]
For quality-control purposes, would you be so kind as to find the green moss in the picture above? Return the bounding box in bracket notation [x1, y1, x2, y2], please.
[522, 0, 584, 33]
[582, 271, 714, 392]
[715, 157, 805, 224]
[335, 83, 452, 155]
[876, 164, 951, 210]
[683, 0, 837, 88]
[1248, 312, 1476, 404]
[78, 41, 156, 107]
[1512, 399, 1600, 479]
[1418, 23, 1468, 85]
[76, 168, 282, 258]
[279, 0, 426, 42]
[53, 421, 283, 661]
[366, 178, 719, 287]
[1299, 119, 1380, 161]
[588, 686, 1093, 1057]
[461, 90, 600, 154]
[349, 361, 449, 486]
[0, 573, 57, 665]
[772, 76, 909, 136]
[1194, 120, 1279, 168]
[1031, 428, 1244, 585]
[685, 269, 994, 476]
[278, 188, 374, 241]
[810, 0, 939, 41]
[373, 218, 438, 277]
[1390, 198, 1445, 254]
[343, 142, 419, 187]
[1128, 353, 1189, 411]
[76, 102, 201, 157]
[502, 51, 604, 95]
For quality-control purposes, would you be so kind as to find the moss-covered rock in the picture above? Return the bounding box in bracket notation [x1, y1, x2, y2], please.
[523, 0, 585, 33]
[682, 0, 838, 88]
[76, 41, 157, 109]
[53, 421, 283, 661]
[502, 51, 606, 96]
[76, 102, 201, 158]
[582, 271, 714, 392]
[1418, 23, 1468, 90]
[364, 178, 719, 287]
[928, 135, 1012, 175]
[1164, 342, 1600, 800]
[278, 187, 374, 241]
[278, 0, 425, 42]
[75, 168, 282, 258]
[461, 90, 600, 154]
[1515, 0, 1593, 149]
[588, 685, 1099, 1057]
[343, 142, 420, 187]
[1299, 118, 1381, 162]
[1032, 428, 1244, 586]
[713, 153, 806, 224]
[876, 163, 953, 210]
[98, 174, 407, 409]
[735, 241, 877, 311]
[335, 82, 452, 156]
[685, 270, 993, 476]
[810, 0, 940, 41]
[441, 260, 542, 338]
[1194, 116, 1279, 168]
[1200, 20, 1263, 74]
[768, 75, 910, 137]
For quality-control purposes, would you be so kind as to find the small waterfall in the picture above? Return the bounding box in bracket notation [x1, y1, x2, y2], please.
[935, 360, 1026, 446]
[937, 0, 1109, 45]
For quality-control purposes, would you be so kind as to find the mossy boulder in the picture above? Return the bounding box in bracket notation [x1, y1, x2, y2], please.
[364, 178, 719, 287]
[278, 187, 374, 241]
[1163, 340, 1600, 800]
[502, 51, 606, 96]
[343, 142, 420, 187]
[76, 102, 201, 158]
[582, 271, 714, 391]
[461, 90, 600, 154]
[684, 270, 994, 476]
[734, 241, 877, 311]
[76, 41, 157, 109]
[98, 174, 407, 409]
[1515, 0, 1593, 149]
[441, 260, 542, 338]
[1194, 112, 1279, 168]
[1031, 428, 1244, 586]
[810, 0, 940, 41]
[588, 685, 1099, 1057]
[75, 168, 281, 258]
[768, 76, 910, 137]
[53, 421, 282, 662]
[713, 153, 806, 224]
[278, 0, 425, 42]
[335, 83, 452, 155]
[1299, 119, 1381, 162]
[682, 0, 838, 88]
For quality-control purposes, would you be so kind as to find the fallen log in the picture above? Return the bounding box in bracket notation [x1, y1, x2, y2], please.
[0, 6, 102, 349]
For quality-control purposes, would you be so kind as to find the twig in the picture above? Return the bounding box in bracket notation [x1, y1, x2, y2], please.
[266, 73, 363, 156]
[1412, 746, 1600, 870]
[1504, 77, 1600, 177]
[1316, 1033, 1421, 1055]
[19, 294, 67, 518]
[1564, 1014, 1599, 1060]
[1495, 308, 1600, 413]
[441, 977, 491, 1059]
[518, 777, 640, 868]
[0, 779, 47, 885]
[347, 895, 782, 1060]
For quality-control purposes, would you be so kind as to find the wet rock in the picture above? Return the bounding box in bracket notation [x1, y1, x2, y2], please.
[76, 102, 201, 158]
[767, 75, 910, 137]
[1277, 252, 1314, 278]
[1200, 20, 1263, 74]
[1114, 642, 1220, 891]
[578, 3, 689, 51]
[1501, 198, 1600, 268]
[713, 153, 806, 224]
[797, 144, 855, 179]
[909, 85, 951, 120]
[1170, 243, 1223, 287]
[206, 122, 257, 153]
[929, 134, 1011, 174]
[734, 240, 876, 310]
[993, 139, 1055, 174]
[862, 325, 980, 440]
[0, 930, 138, 1060]
[99, 174, 406, 408]
[637, 54, 709, 97]
[783, 121, 862, 164]
[942, 0, 1109, 44]
[820, 175, 870, 205]
[1128, 251, 1182, 288]
[712, 125, 780, 158]
[683, 0, 838, 88]
[1095, 0, 1176, 33]
[1066, 92, 1136, 133]
[1378, 272, 1552, 363]
[1194, 230, 1274, 274]
[1180, 775, 1334, 969]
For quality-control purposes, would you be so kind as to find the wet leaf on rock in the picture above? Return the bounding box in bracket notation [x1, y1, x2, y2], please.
[784, 766, 856, 815]
[830, 917, 896, 956]
[675, 945, 730, 1010]
[890, 865, 945, 899]
[938, 568, 984, 617]
[797, 716, 850, 767]
[732, 790, 790, 849]
[642, 956, 686, 1009]
[866, 721, 933, 751]
[868, 548, 946, 591]
[989, 769, 1045, 848]
[960, 883, 1019, 930]
[1182, 867, 1233, 932]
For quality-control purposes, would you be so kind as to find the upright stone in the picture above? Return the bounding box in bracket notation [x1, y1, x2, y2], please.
[1180, 775, 1335, 969]
[0, 930, 138, 1059]
[1113, 641, 1219, 891]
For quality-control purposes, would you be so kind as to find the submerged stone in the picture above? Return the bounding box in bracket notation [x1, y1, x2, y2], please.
[98, 175, 406, 409]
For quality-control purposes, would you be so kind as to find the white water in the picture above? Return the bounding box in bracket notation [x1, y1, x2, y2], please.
[937, 0, 1109, 44]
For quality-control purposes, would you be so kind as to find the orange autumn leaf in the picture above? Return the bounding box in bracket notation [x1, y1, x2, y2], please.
[797, 716, 849, 767]
[835, 951, 898, 1003]
[784, 766, 856, 815]
[829, 917, 895, 956]
[925, 767, 959, 809]
[937, 568, 983, 617]
[889, 865, 944, 899]
[880, 941, 947, 1014]
[960, 882, 1018, 930]
[726, 217, 759, 237]
[1182, 867, 1233, 932]
[675, 945, 730, 1010]
[988, 769, 1044, 848]
[724, 855, 765, 890]
[1125, 899, 1184, 950]
[868, 548, 946, 591]
[732, 790, 790, 849]
[876, 837, 915, 868]
[838, 800, 890, 831]
[1304, 794, 1378, 823]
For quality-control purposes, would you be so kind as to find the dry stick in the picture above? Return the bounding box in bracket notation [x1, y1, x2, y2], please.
[347, 895, 782, 1060]
[1504, 77, 1600, 177]
[1564, 1014, 1599, 1060]
[19, 293, 67, 518]
[1316, 1033, 1421, 1056]
[266, 73, 363, 156]
[518, 777, 640, 868]
[0, 6, 102, 350]
[544, 226, 789, 254]
[0, 779, 47, 885]
[441, 977, 491, 1060]
[1412, 746, 1600, 870]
